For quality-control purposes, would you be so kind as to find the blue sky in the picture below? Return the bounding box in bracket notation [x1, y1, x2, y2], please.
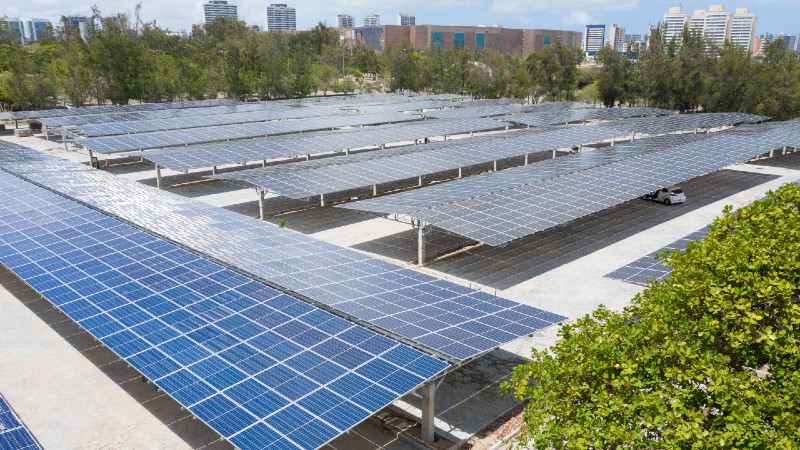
[2, 0, 793, 37]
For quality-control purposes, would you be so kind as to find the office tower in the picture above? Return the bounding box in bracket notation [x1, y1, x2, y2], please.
[364, 14, 380, 27]
[584, 24, 605, 54]
[397, 13, 415, 26]
[25, 18, 51, 42]
[266, 4, 296, 32]
[337, 14, 354, 28]
[0, 18, 25, 44]
[204, 0, 238, 24]
[608, 24, 625, 51]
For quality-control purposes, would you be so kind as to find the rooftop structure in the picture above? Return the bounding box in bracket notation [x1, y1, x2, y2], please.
[0, 17, 25, 44]
[25, 18, 51, 43]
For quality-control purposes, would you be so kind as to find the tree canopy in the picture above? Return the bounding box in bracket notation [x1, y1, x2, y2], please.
[501, 183, 800, 448]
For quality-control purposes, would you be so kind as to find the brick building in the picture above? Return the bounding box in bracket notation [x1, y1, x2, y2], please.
[343, 24, 582, 55]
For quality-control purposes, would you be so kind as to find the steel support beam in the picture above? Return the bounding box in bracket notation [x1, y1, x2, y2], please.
[372, 184, 378, 196]
[420, 381, 436, 444]
[154, 165, 163, 189]
[524, 153, 529, 165]
[320, 194, 325, 207]
[211, 166, 217, 175]
[493, 160, 498, 172]
[418, 176, 423, 187]
[258, 189, 266, 219]
[417, 221, 427, 266]
[458, 167, 463, 178]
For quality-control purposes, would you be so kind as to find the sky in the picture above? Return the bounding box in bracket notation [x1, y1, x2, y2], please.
[2, 0, 794, 37]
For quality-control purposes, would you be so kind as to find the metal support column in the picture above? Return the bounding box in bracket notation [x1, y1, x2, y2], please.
[552, 148, 557, 159]
[88, 149, 93, 165]
[305, 154, 311, 161]
[505, 125, 509, 131]
[470, 131, 474, 137]
[418, 176, 423, 187]
[524, 154, 529, 165]
[258, 189, 266, 220]
[610, 138, 615, 147]
[44, 126, 49, 140]
[14, 119, 19, 129]
[769, 149, 774, 158]
[458, 167, 463, 178]
[155, 165, 162, 189]
[443, 134, 448, 141]
[320, 194, 325, 207]
[262, 160, 267, 167]
[212, 166, 217, 175]
[381, 143, 385, 149]
[420, 381, 436, 444]
[493, 160, 498, 172]
[417, 221, 427, 266]
[345, 148, 350, 156]
[783, 145, 788, 155]
[372, 184, 378, 196]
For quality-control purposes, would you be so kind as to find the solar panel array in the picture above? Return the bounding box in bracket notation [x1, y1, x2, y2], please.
[0, 170, 449, 450]
[0, 99, 240, 121]
[422, 105, 533, 119]
[76, 112, 421, 153]
[402, 122, 799, 246]
[0, 146, 566, 364]
[605, 229, 709, 285]
[0, 394, 41, 450]
[220, 124, 655, 200]
[340, 133, 711, 215]
[525, 101, 595, 112]
[144, 118, 507, 172]
[608, 112, 767, 136]
[41, 104, 343, 130]
[213, 131, 515, 182]
[508, 107, 670, 127]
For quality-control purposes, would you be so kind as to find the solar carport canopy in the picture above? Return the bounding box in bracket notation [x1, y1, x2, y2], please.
[397, 121, 800, 246]
[212, 123, 634, 199]
[70, 107, 356, 137]
[39, 102, 343, 129]
[0, 146, 566, 365]
[339, 133, 713, 215]
[0, 170, 448, 450]
[508, 107, 670, 127]
[0, 99, 240, 121]
[76, 112, 421, 153]
[143, 117, 508, 172]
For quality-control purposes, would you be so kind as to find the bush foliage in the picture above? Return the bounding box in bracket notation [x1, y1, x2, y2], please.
[502, 183, 800, 448]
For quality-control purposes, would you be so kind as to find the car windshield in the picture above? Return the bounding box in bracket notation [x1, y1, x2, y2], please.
[672, 189, 684, 194]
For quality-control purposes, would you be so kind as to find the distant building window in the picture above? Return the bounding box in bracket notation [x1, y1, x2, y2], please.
[454, 32, 465, 49]
[557, 36, 564, 43]
[432, 31, 443, 50]
[568, 36, 576, 46]
[544, 35, 551, 47]
[475, 32, 485, 51]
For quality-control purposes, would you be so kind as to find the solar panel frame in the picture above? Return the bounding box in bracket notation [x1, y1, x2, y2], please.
[0, 394, 42, 450]
[605, 229, 709, 285]
[0, 99, 241, 121]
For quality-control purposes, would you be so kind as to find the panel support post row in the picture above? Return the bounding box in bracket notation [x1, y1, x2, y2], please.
[155, 165, 162, 189]
[420, 381, 436, 444]
[417, 220, 427, 266]
[258, 189, 266, 220]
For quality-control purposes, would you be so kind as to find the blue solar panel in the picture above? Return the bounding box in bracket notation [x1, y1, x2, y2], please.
[0, 395, 42, 450]
[0, 172, 448, 450]
[0, 145, 567, 364]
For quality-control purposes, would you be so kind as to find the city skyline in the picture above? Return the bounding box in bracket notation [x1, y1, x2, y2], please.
[1, 1, 795, 37]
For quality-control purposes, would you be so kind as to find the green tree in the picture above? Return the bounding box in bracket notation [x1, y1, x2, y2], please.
[526, 41, 582, 102]
[595, 44, 629, 107]
[502, 183, 800, 448]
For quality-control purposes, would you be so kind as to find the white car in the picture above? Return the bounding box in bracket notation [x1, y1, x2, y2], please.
[641, 187, 686, 205]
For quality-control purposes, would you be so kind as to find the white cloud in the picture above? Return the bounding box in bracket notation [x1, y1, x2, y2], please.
[489, 0, 637, 26]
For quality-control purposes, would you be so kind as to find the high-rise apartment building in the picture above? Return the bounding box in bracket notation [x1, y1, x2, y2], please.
[663, 5, 757, 52]
[397, 13, 415, 26]
[777, 33, 799, 51]
[364, 14, 380, 27]
[204, 0, 238, 24]
[266, 4, 296, 32]
[690, 5, 730, 48]
[608, 24, 625, 52]
[583, 24, 605, 55]
[0, 18, 25, 44]
[337, 14, 354, 28]
[24, 19, 51, 43]
[728, 8, 756, 51]
[663, 6, 688, 45]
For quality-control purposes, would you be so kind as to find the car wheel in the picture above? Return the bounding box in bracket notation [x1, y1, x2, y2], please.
[664, 198, 671, 206]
